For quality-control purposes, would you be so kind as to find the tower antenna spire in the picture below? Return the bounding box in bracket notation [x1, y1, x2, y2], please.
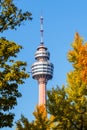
[40, 16, 44, 44]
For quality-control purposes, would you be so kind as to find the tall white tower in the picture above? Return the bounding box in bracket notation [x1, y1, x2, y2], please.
[31, 16, 54, 106]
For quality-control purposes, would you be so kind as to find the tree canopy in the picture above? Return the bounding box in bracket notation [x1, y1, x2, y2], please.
[0, 0, 32, 128]
[0, 0, 32, 32]
[16, 105, 55, 130]
[47, 33, 87, 130]
[0, 38, 29, 128]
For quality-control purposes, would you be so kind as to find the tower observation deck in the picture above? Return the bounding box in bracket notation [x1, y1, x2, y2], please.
[31, 16, 54, 105]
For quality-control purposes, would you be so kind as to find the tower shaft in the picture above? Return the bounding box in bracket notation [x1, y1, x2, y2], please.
[38, 78, 47, 105]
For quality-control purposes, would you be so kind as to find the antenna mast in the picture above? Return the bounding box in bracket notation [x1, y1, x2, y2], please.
[40, 16, 44, 44]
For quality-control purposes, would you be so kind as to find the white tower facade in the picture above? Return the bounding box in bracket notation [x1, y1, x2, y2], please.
[31, 16, 54, 105]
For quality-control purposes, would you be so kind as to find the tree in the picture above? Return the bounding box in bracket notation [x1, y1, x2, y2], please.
[0, 0, 32, 128]
[47, 33, 87, 130]
[0, 38, 29, 128]
[47, 86, 74, 130]
[16, 115, 34, 130]
[16, 105, 55, 130]
[68, 32, 87, 84]
[33, 105, 52, 130]
[0, 0, 32, 32]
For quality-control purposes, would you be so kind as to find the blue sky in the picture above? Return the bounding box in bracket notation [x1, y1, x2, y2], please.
[1, 0, 87, 129]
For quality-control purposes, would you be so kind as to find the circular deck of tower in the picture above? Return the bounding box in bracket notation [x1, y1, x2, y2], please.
[31, 43, 54, 80]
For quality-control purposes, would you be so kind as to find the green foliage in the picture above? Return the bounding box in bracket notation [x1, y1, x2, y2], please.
[47, 86, 73, 130]
[47, 86, 87, 130]
[0, 38, 29, 128]
[0, 0, 32, 32]
[0, 0, 31, 128]
[16, 115, 34, 130]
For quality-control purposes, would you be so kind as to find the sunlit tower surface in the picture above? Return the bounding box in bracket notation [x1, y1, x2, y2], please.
[31, 16, 54, 106]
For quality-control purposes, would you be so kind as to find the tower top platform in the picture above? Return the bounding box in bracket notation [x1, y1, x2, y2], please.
[37, 43, 47, 51]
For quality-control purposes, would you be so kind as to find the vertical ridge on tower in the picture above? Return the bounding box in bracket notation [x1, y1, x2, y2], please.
[31, 16, 54, 106]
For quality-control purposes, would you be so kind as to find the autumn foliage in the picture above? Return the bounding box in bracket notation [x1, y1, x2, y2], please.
[68, 32, 87, 83]
[16, 105, 55, 130]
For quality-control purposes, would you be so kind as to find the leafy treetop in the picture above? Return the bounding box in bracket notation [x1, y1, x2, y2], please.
[0, 0, 32, 32]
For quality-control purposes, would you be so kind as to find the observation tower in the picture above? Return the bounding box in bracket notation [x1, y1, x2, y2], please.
[31, 16, 54, 105]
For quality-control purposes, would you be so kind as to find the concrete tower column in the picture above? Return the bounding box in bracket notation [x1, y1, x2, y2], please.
[38, 78, 47, 105]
